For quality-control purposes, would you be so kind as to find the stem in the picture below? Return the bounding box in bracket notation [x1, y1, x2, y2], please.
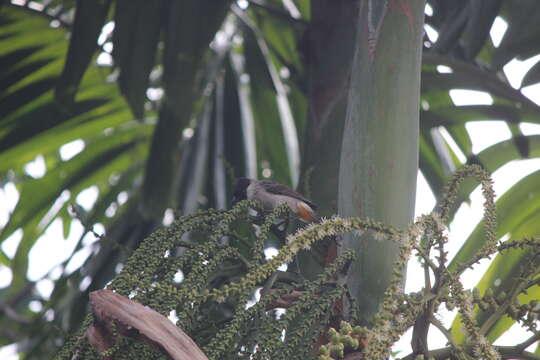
[517, 332, 540, 353]
[414, 245, 440, 275]
[430, 316, 458, 348]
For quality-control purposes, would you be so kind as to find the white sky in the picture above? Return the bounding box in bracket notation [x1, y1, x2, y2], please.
[2, 8, 540, 360]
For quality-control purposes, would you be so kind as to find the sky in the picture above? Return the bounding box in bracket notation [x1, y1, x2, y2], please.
[2, 4, 540, 359]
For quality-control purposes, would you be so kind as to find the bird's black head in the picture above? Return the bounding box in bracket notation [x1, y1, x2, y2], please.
[232, 177, 251, 205]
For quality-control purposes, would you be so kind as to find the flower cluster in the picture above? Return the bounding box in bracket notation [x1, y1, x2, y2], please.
[58, 165, 539, 360]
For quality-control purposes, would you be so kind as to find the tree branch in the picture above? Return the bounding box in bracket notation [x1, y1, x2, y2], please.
[517, 332, 540, 353]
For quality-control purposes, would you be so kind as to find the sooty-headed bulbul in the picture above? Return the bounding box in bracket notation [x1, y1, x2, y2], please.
[232, 178, 319, 222]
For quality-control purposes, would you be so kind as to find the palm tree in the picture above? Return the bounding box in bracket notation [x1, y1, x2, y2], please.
[0, 0, 539, 358]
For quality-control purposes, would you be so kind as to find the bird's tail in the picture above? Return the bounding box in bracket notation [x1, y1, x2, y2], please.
[297, 202, 320, 223]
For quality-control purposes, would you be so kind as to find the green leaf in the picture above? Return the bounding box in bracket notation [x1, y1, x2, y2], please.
[60, 207, 72, 239]
[250, 6, 303, 71]
[446, 124, 472, 158]
[419, 131, 447, 200]
[0, 249, 9, 266]
[162, 0, 229, 118]
[211, 73, 227, 209]
[0, 11, 65, 56]
[141, 0, 230, 217]
[0, 128, 146, 243]
[9, 208, 47, 296]
[0, 100, 130, 173]
[461, 0, 502, 61]
[521, 59, 540, 88]
[176, 97, 212, 214]
[0, 52, 54, 92]
[0, 6, 133, 176]
[243, 24, 293, 185]
[428, 1, 467, 54]
[493, 0, 540, 69]
[421, 70, 538, 109]
[0, 77, 57, 119]
[229, 52, 258, 179]
[222, 61, 247, 181]
[113, 0, 164, 118]
[55, 0, 112, 106]
[0, 99, 109, 156]
[239, 9, 300, 186]
[292, 0, 309, 19]
[421, 105, 522, 128]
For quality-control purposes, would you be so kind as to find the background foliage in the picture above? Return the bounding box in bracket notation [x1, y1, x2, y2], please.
[0, 0, 539, 358]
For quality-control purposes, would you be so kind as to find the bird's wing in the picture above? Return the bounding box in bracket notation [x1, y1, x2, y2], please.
[259, 180, 318, 210]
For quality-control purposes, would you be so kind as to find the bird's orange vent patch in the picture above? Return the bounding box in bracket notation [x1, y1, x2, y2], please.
[297, 202, 316, 222]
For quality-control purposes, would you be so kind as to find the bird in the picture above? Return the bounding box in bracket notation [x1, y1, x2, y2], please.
[232, 178, 319, 223]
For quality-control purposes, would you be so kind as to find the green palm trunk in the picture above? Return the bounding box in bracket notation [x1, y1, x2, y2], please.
[338, 0, 425, 323]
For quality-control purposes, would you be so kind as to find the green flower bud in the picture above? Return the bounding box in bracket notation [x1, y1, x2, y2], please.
[340, 320, 353, 334]
[352, 326, 367, 336]
[472, 288, 480, 301]
[319, 345, 330, 355]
